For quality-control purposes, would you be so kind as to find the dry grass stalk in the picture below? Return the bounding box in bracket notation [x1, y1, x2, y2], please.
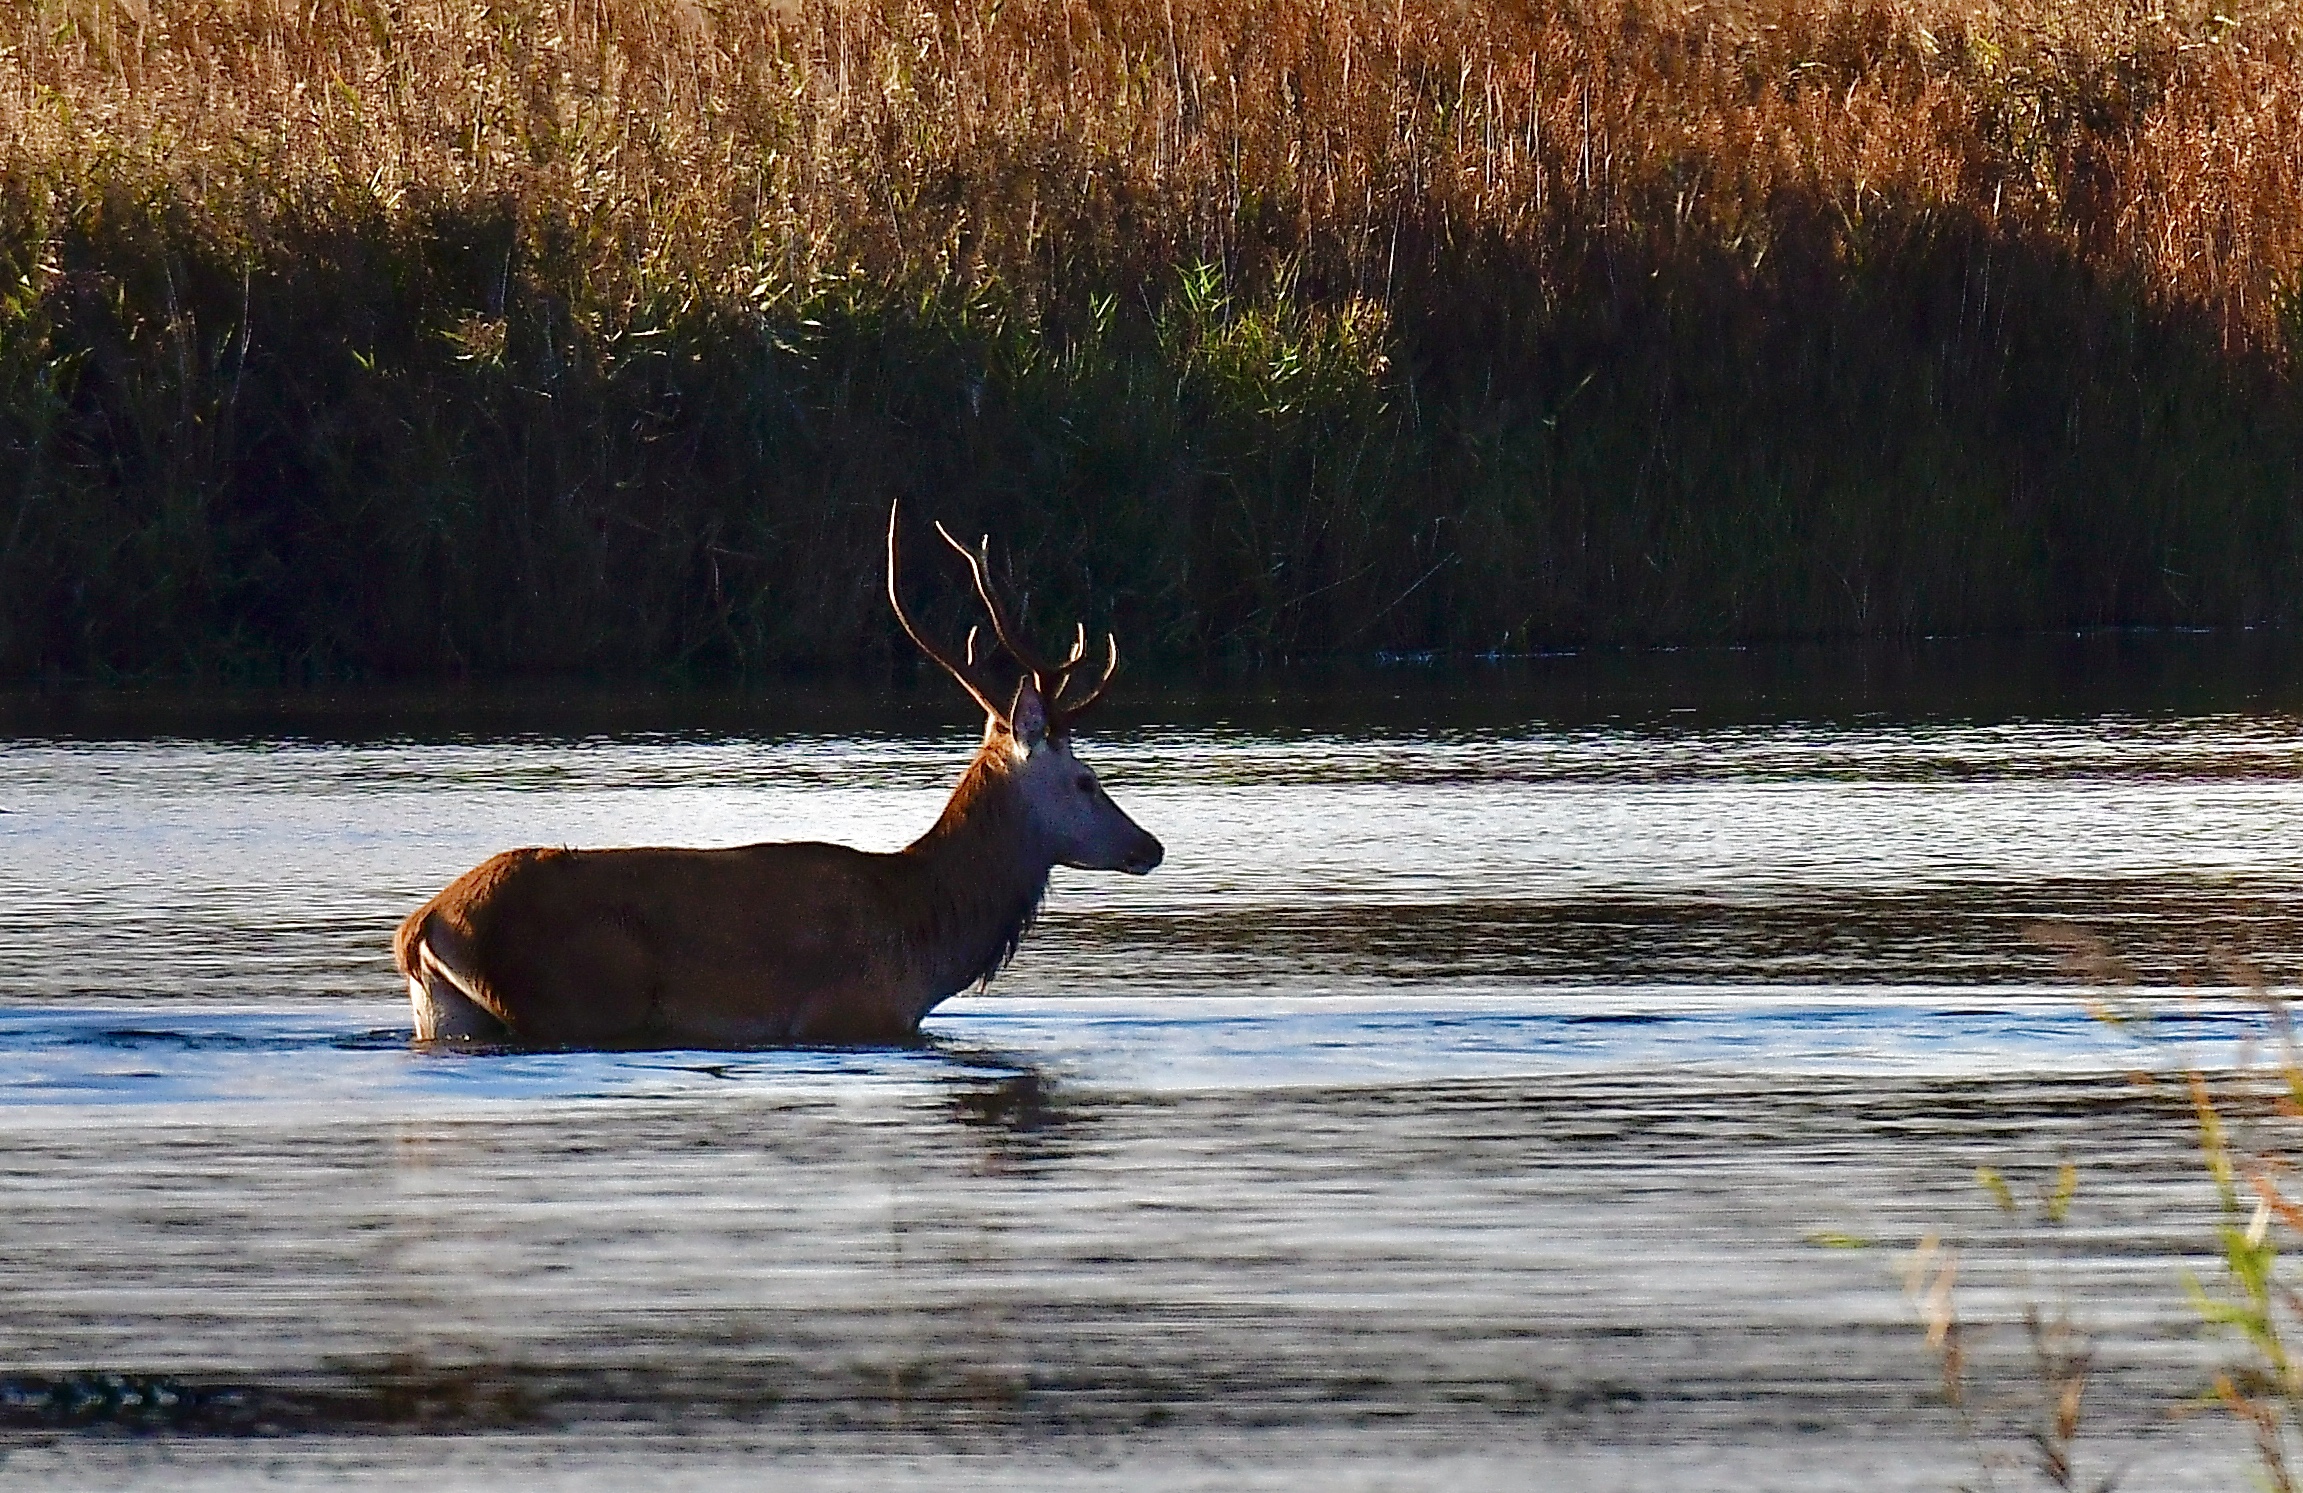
[5, 0, 2299, 348]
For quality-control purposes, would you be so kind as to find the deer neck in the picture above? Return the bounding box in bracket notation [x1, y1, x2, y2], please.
[896, 744, 1053, 1012]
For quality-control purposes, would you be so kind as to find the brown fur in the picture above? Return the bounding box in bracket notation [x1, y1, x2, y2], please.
[394, 737, 1064, 1047]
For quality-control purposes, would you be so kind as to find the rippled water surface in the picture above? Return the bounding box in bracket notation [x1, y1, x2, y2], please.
[2, 640, 2301, 1490]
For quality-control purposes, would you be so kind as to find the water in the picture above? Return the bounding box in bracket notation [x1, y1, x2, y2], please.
[2, 639, 2300, 1490]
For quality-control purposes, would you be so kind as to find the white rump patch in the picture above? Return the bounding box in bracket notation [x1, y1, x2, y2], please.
[409, 940, 507, 1041]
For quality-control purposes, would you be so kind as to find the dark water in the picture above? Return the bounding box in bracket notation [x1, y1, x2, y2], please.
[2, 638, 2300, 1490]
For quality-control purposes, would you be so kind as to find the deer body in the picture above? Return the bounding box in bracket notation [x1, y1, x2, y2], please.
[393, 506, 1161, 1049]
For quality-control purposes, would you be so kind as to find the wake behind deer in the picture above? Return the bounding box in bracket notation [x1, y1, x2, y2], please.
[393, 504, 1161, 1047]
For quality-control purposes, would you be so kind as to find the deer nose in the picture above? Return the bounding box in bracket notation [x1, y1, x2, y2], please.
[1122, 833, 1164, 876]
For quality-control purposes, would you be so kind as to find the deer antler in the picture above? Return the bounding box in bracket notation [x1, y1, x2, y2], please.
[934, 523, 1054, 681]
[931, 521, 1120, 730]
[887, 501, 1007, 724]
[1050, 630, 1121, 724]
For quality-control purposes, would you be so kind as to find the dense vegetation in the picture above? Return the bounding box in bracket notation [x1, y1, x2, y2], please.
[2, 0, 2300, 678]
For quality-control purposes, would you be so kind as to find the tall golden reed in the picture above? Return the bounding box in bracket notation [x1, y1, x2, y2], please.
[5, 0, 2297, 350]
[3, 0, 2301, 676]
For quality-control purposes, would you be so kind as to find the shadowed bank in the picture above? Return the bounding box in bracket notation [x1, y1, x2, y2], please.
[2, 0, 2301, 679]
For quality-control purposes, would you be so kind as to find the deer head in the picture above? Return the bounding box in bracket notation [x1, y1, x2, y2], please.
[887, 502, 1163, 876]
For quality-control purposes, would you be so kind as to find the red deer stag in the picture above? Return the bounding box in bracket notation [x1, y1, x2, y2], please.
[393, 504, 1162, 1047]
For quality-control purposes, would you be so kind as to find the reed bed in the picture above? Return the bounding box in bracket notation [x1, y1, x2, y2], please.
[2, 0, 2300, 677]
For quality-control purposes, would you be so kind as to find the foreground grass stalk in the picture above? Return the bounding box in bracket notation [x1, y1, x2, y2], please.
[2182, 1014, 2303, 1490]
[1909, 1163, 2107, 1492]
[1952, 929, 2303, 1490]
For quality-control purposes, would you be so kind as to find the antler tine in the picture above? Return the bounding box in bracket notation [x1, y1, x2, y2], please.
[1043, 621, 1088, 702]
[887, 501, 1006, 723]
[932, 520, 1063, 687]
[1049, 632, 1121, 726]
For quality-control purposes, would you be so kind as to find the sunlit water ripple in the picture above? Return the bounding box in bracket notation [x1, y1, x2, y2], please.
[1, 670, 2299, 1489]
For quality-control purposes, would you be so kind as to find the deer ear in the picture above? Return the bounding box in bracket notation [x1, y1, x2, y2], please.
[1008, 677, 1048, 748]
